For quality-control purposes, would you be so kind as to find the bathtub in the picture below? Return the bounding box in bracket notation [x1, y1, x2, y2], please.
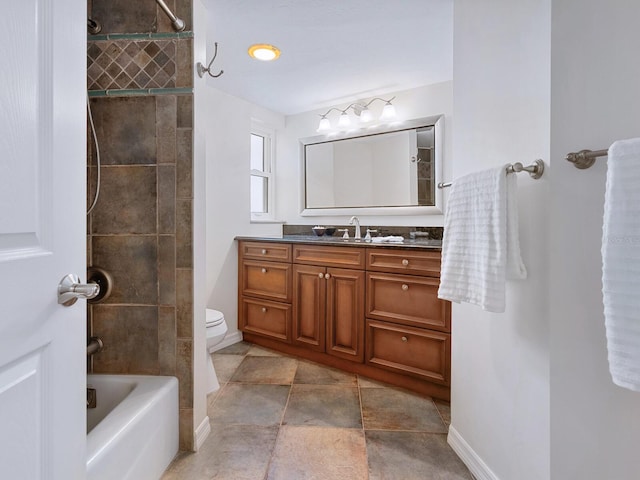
[86, 374, 179, 480]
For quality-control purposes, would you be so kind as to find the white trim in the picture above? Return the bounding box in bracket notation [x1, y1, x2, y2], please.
[250, 219, 285, 224]
[251, 123, 276, 221]
[194, 416, 211, 452]
[447, 425, 499, 480]
[210, 330, 244, 352]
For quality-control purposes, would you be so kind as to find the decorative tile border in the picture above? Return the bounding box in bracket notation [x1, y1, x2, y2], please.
[87, 38, 188, 91]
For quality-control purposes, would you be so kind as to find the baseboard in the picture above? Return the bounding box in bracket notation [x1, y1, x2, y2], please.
[194, 416, 211, 452]
[447, 425, 499, 480]
[211, 330, 243, 352]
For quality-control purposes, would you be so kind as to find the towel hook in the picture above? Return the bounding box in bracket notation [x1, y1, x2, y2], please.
[196, 42, 224, 78]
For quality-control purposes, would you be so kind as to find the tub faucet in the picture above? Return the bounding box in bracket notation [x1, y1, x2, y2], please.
[349, 216, 361, 240]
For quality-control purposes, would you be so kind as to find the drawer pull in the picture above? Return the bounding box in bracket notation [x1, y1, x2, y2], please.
[318, 273, 324, 278]
[261, 307, 267, 313]
[402, 259, 409, 266]
[261, 249, 267, 255]
[401, 336, 408, 342]
[261, 268, 267, 273]
[401, 284, 409, 291]
[325, 273, 331, 279]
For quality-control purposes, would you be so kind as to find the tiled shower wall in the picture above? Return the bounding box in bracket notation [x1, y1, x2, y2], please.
[87, 0, 194, 451]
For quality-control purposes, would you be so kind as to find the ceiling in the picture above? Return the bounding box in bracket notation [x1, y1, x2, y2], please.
[204, 0, 453, 115]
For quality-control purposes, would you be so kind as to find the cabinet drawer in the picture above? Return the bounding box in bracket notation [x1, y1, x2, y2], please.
[241, 261, 292, 302]
[366, 248, 441, 277]
[293, 245, 365, 269]
[240, 241, 292, 262]
[366, 319, 450, 385]
[366, 272, 451, 332]
[240, 297, 291, 343]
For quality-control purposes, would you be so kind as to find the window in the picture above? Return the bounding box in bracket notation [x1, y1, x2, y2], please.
[250, 126, 274, 220]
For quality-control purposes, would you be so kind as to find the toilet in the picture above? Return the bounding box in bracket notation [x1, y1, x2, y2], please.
[206, 308, 228, 393]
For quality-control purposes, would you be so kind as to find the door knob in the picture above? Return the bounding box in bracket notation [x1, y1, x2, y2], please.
[58, 274, 100, 306]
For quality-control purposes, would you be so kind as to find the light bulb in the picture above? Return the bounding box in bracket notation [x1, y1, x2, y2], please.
[359, 107, 373, 123]
[317, 117, 331, 132]
[380, 102, 396, 120]
[338, 112, 351, 128]
[248, 44, 281, 61]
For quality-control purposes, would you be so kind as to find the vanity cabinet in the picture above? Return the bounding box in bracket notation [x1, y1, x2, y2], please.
[237, 239, 451, 400]
[365, 249, 451, 385]
[293, 264, 365, 361]
[291, 245, 365, 361]
[238, 241, 293, 342]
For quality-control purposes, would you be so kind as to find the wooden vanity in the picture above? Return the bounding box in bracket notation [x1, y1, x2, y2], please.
[237, 238, 451, 400]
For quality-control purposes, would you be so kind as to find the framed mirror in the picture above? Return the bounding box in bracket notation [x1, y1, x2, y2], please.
[299, 115, 444, 216]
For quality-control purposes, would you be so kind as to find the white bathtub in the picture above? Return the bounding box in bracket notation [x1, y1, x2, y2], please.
[86, 374, 179, 480]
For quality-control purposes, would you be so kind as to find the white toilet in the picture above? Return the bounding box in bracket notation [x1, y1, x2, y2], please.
[206, 308, 228, 393]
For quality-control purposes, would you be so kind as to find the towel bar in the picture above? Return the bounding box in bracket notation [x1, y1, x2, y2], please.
[565, 149, 608, 169]
[437, 159, 544, 189]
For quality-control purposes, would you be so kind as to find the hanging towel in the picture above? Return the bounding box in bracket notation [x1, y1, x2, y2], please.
[437, 165, 527, 313]
[602, 138, 640, 391]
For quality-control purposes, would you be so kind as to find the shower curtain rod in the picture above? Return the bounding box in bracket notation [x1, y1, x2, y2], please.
[155, 0, 185, 31]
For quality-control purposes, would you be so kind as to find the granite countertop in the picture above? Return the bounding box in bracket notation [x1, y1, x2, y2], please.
[235, 235, 442, 250]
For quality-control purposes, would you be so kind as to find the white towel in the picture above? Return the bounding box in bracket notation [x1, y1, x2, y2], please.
[437, 165, 527, 313]
[602, 138, 640, 391]
[371, 236, 405, 243]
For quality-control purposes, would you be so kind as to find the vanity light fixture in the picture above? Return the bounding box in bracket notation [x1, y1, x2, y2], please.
[316, 96, 397, 132]
[337, 111, 351, 128]
[380, 100, 397, 120]
[248, 44, 281, 61]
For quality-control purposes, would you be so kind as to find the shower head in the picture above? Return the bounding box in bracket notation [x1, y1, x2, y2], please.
[155, 0, 186, 31]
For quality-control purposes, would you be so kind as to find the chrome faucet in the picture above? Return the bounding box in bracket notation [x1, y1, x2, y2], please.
[349, 216, 362, 240]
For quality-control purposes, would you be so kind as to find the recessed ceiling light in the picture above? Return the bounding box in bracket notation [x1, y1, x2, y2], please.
[248, 44, 281, 61]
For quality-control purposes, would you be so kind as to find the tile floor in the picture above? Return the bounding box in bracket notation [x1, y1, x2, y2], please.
[162, 342, 473, 480]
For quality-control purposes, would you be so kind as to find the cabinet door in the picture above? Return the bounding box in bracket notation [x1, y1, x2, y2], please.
[241, 260, 292, 302]
[366, 319, 450, 385]
[326, 268, 365, 362]
[367, 272, 451, 332]
[292, 264, 326, 351]
[240, 297, 292, 343]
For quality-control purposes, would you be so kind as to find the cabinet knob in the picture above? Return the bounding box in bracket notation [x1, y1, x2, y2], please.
[401, 284, 409, 291]
[401, 336, 408, 342]
[261, 268, 267, 273]
[325, 273, 331, 279]
[318, 273, 324, 278]
[402, 259, 409, 266]
[261, 307, 267, 313]
[261, 249, 267, 255]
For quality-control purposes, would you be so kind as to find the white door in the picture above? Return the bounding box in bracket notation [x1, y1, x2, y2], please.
[0, 1, 87, 479]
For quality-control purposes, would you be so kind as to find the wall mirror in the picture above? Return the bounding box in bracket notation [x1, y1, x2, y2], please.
[299, 115, 444, 216]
